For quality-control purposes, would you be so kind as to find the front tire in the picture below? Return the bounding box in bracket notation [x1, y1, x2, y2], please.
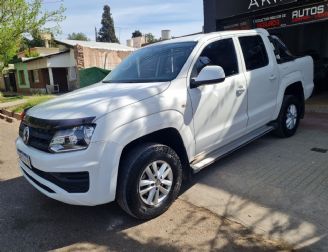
[273, 95, 301, 138]
[117, 143, 182, 220]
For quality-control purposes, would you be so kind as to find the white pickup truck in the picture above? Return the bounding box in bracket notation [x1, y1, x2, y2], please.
[16, 29, 314, 219]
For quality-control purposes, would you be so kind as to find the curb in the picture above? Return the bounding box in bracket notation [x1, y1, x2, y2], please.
[0, 109, 21, 123]
[1, 109, 13, 117]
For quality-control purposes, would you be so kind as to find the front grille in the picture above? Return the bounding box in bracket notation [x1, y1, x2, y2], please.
[19, 115, 96, 153]
[19, 123, 55, 152]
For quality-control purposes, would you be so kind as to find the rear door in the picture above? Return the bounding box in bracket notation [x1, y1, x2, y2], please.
[238, 35, 279, 130]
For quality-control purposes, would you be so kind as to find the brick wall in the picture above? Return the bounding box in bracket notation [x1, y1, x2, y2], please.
[74, 45, 84, 69]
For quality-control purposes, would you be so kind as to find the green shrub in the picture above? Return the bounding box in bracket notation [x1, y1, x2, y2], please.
[24, 49, 40, 58]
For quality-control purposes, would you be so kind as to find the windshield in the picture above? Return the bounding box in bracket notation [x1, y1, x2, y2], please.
[103, 42, 196, 83]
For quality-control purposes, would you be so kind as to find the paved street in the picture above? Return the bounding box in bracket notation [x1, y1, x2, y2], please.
[182, 113, 328, 251]
[1, 114, 328, 251]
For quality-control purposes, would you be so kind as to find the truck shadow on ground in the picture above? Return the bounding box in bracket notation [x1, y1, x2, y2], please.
[0, 177, 168, 251]
[0, 172, 289, 251]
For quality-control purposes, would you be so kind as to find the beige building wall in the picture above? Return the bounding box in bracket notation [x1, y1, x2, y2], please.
[47, 52, 75, 68]
[77, 47, 132, 70]
[26, 58, 48, 70]
[35, 47, 60, 56]
[132, 36, 147, 48]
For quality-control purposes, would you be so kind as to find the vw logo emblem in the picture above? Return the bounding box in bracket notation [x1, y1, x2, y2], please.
[23, 126, 30, 144]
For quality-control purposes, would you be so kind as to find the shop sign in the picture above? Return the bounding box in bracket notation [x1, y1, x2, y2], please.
[254, 2, 328, 28]
[215, 0, 296, 19]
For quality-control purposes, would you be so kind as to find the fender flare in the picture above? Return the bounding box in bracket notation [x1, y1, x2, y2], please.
[273, 71, 304, 119]
[110, 110, 195, 159]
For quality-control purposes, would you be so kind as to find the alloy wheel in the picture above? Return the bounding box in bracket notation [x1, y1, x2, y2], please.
[286, 104, 298, 130]
[138, 161, 173, 206]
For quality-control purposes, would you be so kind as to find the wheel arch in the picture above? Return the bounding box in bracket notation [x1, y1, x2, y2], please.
[118, 127, 192, 181]
[274, 76, 305, 119]
[284, 81, 305, 118]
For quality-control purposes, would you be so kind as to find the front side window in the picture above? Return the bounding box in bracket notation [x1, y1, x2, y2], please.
[239, 35, 269, 71]
[103, 42, 196, 83]
[191, 38, 239, 78]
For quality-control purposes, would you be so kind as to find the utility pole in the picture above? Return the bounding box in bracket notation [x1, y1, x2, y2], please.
[95, 27, 98, 42]
[115, 26, 130, 44]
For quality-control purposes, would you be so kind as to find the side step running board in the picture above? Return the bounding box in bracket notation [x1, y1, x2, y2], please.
[190, 125, 274, 173]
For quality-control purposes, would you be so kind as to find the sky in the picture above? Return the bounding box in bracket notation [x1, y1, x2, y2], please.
[42, 0, 204, 45]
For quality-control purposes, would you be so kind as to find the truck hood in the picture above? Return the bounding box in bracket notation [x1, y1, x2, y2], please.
[27, 82, 170, 120]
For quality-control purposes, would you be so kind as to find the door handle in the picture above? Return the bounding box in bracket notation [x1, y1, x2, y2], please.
[236, 87, 246, 96]
[269, 75, 277, 80]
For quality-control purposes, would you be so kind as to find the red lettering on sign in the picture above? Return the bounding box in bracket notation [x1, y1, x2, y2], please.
[315, 12, 328, 19]
[292, 16, 311, 23]
[256, 19, 280, 28]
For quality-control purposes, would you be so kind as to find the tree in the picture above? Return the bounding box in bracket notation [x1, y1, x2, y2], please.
[145, 33, 157, 43]
[0, 0, 65, 67]
[97, 5, 119, 43]
[20, 30, 45, 51]
[132, 30, 142, 38]
[67, 32, 90, 41]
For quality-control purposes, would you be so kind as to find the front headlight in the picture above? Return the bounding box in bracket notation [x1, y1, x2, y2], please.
[49, 125, 95, 153]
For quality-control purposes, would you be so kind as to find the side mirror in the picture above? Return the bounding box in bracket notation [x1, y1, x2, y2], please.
[190, 65, 226, 88]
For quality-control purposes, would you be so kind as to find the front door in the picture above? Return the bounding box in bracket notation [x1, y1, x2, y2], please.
[53, 68, 69, 93]
[9, 73, 17, 92]
[189, 37, 248, 155]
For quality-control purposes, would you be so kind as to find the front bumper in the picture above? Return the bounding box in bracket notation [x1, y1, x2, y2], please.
[16, 137, 120, 206]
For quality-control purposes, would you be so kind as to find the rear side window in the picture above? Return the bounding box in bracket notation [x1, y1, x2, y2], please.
[239, 35, 269, 71]
[269, 35, 295, 64]
[192, 38, 239, 78]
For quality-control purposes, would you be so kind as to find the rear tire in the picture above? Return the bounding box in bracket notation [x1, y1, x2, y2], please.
[273, 95, 301, 138]
[117, 143, 182, 220]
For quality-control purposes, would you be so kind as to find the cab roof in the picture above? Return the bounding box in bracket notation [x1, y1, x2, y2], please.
[152, 29, 269, 46]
